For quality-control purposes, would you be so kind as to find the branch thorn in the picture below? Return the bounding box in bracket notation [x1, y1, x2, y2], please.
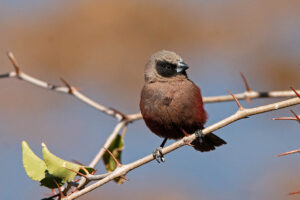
[225, 89, 244, 110]
[290, 110, 300, 123]
[60, 77, 74, 94]
[73, 178, 80, 182]
[291, 87, 300, 99]
[272, 117, 296, 121]
[121, 175, 129, 181]
[103, 147, 122, 167]
[240, 72, 251, 103]
[277, 148, 300, 157]
[63, 166, 88, 178]
[72, 160, 84, 166]
[53, 179, 65, 198]
[7, 51, 21, 77]
[289, 190, 300, 195]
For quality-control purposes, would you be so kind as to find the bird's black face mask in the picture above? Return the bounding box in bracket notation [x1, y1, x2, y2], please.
[156, 60, 189, 78]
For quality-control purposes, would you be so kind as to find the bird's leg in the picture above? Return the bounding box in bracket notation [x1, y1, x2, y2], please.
[153, 138, 167, 163]
[195, 129, 204, 144]
[180, 128, 195, 147]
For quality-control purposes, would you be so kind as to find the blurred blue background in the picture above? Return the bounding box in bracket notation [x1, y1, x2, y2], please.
[0, 0, 300, 199]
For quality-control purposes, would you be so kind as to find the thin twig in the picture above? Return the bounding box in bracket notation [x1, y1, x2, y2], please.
[203, 90, 300, 103]
[2, 52, 126, 121]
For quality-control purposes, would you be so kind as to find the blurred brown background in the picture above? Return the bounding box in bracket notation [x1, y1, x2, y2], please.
[1, 0, 300, 199]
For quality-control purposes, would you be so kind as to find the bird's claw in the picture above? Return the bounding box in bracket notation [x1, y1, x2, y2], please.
[152, 147, 164, 163]
[195, 129, 204, 143]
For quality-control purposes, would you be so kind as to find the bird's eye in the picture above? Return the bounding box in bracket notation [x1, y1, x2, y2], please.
[166, 65, 171, 70]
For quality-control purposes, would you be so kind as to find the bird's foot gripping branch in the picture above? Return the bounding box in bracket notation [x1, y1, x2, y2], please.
[1, 51, 300, 199]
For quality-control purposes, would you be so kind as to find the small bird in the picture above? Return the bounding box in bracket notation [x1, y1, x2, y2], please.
[140, 50, 226, 162]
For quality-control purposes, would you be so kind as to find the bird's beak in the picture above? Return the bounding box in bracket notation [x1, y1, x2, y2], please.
[176, 61, 189, 73]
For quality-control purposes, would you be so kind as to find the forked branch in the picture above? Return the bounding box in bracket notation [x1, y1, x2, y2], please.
[2, 52, 300, 199]
[64, 95, 300, 200]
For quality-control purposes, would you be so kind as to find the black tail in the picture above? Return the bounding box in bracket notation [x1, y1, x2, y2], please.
[191, 133, 226, 152]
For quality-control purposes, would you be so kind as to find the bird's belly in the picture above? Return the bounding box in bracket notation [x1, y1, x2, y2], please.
[142, 101, 195, 140]
[140, 82, 206, 140]
[143, 115, 186, 139]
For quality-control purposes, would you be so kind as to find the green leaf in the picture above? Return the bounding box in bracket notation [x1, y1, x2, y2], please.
[22, 141, 64, 189]
[103, 134, 125, 184]
[22, 141, 47, 181]
[41, 143, 94, 182]
[42, 142, 81, 182]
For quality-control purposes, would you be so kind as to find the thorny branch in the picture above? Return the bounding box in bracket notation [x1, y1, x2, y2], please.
[1, 52, 300, 199]
[64, 93, 300, 200]
[5, 52, 130, 121]
[2, 53, 300, 121]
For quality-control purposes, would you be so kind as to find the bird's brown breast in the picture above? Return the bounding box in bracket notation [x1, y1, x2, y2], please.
[140, 79, 207, 139]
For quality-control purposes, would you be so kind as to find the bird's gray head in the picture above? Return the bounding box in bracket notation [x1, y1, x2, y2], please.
[144, 50, 189, 83]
